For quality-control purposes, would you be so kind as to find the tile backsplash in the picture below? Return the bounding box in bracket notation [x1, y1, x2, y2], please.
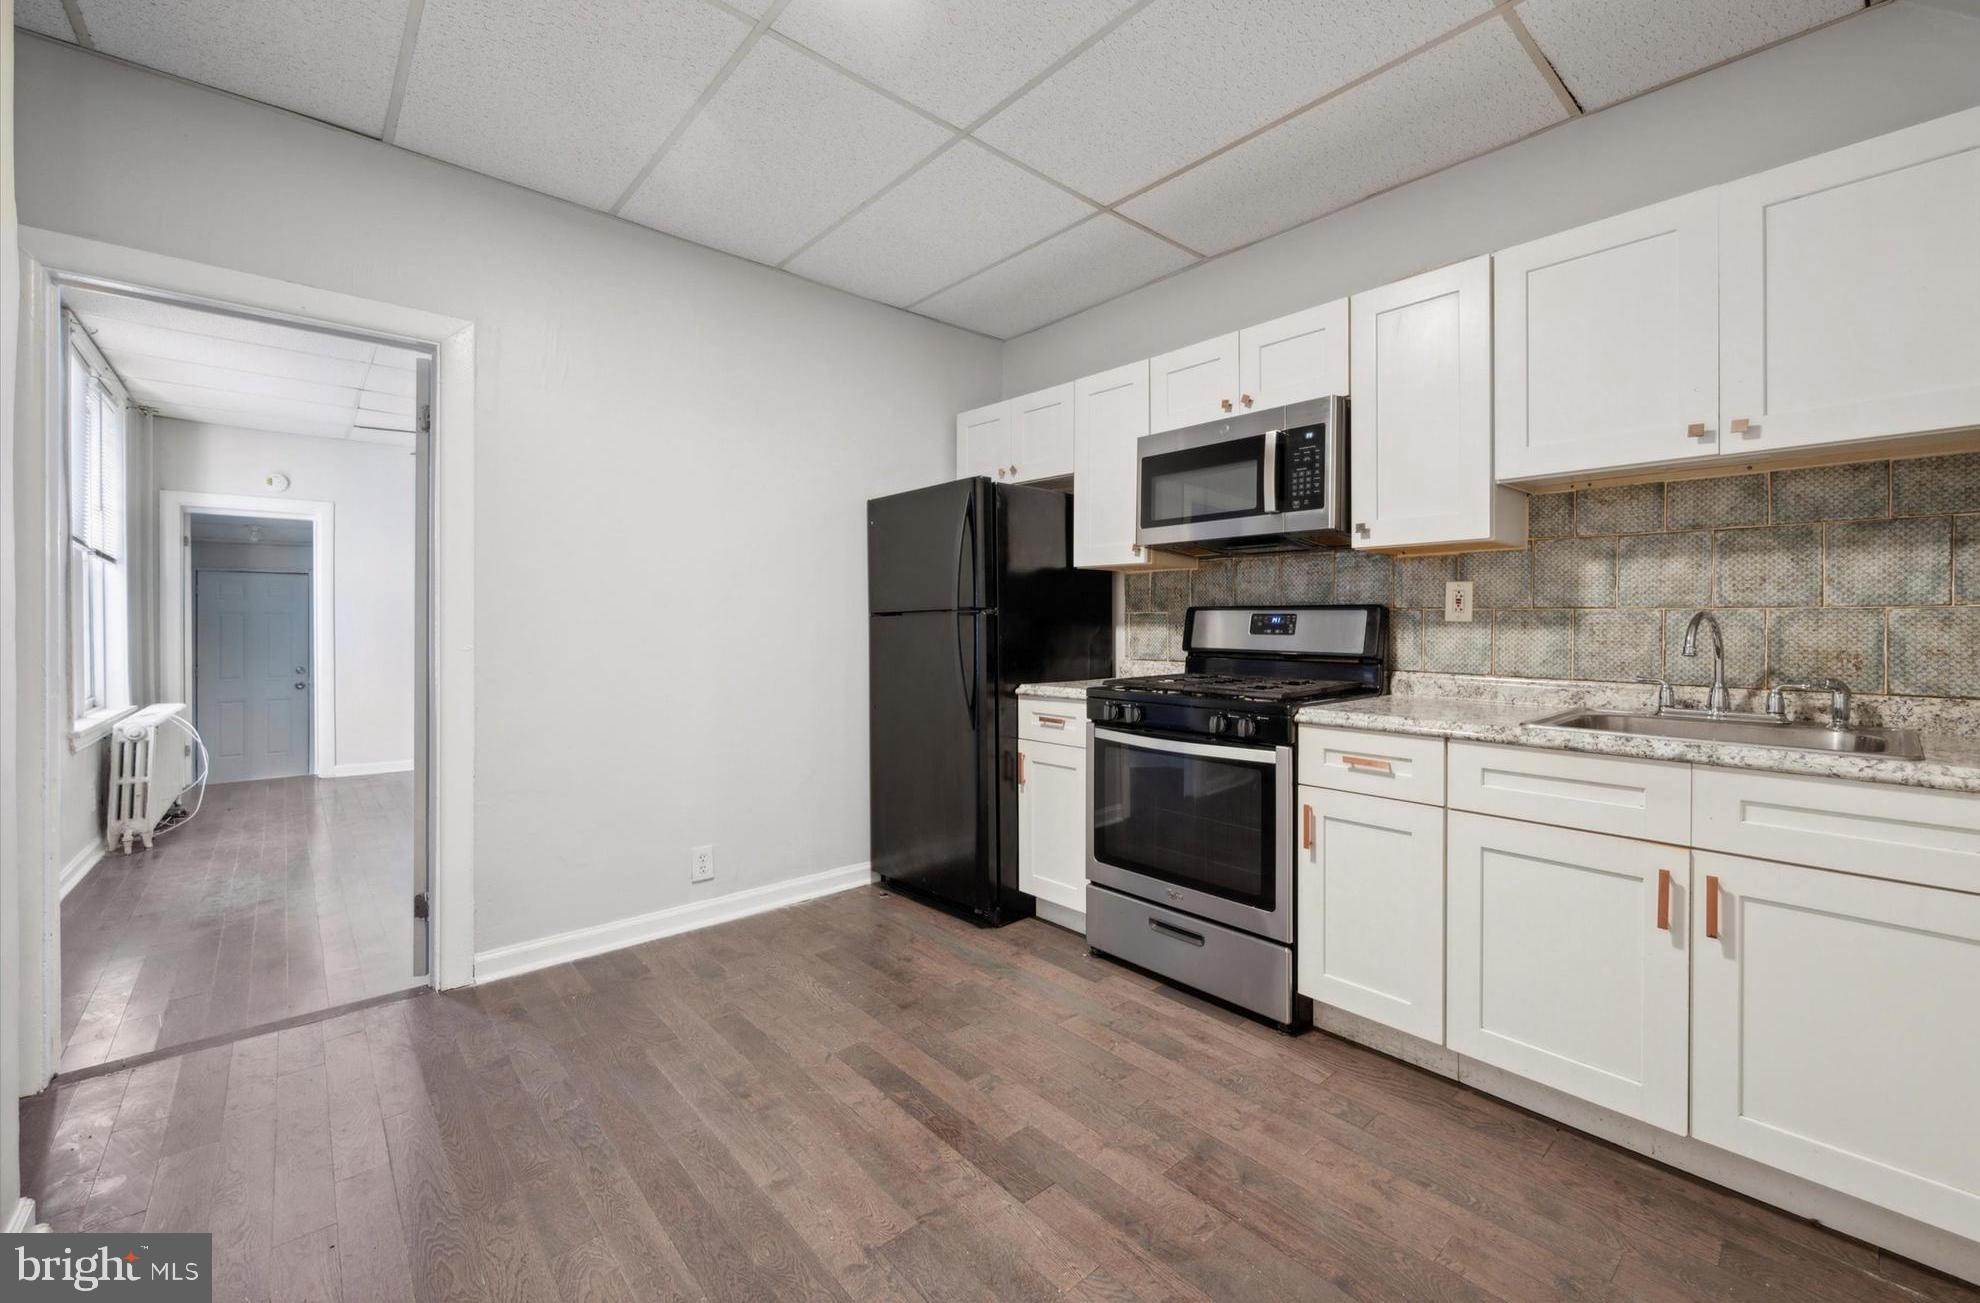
[1121, 451, 1980, 698]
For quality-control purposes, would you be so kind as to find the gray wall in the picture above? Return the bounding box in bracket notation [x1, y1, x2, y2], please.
[1001, 0, 1980, 395]
[12, 35, 1002, 956]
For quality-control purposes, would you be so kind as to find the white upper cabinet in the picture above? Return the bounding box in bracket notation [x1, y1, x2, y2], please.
[1010, 383, 1075, 482]
[1350, 257, 1525, 551]
[956, 400, 1012, 481]
[1149, 332, 1240, 433]
[1693, 851, 1980, 1242]
[1239, 300, 1349, 412]
[1720, 106, 1980, 456]
[1073, 361, 1194, 572]
[1494, 191, 1721, 482]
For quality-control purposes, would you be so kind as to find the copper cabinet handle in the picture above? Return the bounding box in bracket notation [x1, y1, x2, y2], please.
[1240, 394, 1254, 408]
[1037, 715, 1069, 729]
[1730, 418, 1752, 435]
[1686, 422, 1708, 438]
[1017, 751, 1026, 786]
[1339, 755, 1393, 774]
[1220, 398, 1233, 412]
[1656, 868, 1672, 931]
[1302, 803, 1315, 850]
[1705, 874, 1721, 938]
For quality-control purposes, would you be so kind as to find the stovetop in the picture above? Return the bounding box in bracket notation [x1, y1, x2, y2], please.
[1097, 672, 1374, 707]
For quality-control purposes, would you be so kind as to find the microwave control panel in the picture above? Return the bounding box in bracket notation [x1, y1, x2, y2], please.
[1279, 424, 1330, 512]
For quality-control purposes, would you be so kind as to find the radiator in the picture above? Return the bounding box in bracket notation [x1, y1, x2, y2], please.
[107, 703, 200, 854]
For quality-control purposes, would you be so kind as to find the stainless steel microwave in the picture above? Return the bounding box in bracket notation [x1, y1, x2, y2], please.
[1135, 396, 1348, 556]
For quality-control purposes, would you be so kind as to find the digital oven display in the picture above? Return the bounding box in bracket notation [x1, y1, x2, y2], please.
[1249, 612, 1297, 635]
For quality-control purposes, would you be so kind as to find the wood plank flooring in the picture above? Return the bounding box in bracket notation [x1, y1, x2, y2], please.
[60, 774, 418, 1074]
[22, 886, 1977, 1301]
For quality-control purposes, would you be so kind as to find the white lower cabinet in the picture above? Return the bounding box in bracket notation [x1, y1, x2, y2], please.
[1446, 810, 1690, 1133]
[1295, 786, 1444, 1042]
[1692, 851, 1980, 1242]
[1018, 736, 1087, 918]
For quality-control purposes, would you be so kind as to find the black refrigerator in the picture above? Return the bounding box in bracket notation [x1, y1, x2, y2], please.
[868, 478, 1113, 924]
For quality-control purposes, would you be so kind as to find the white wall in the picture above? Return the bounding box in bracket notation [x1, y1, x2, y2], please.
[1001, 0, 1980, 394]
[157, 419, 410, 771]
[11, 36, 1002, 956]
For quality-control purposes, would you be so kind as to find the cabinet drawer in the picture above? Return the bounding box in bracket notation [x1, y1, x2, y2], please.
[1298, 726, 1445, 805]
[1019, 698, 1085, 745]
[1448, 741, 1689, 842]
[1693, 767, 1980, 894]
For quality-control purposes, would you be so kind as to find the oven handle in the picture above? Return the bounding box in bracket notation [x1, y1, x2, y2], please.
[1092, 727, 1282, 766]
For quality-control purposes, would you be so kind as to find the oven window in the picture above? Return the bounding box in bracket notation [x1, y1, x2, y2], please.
[1141, 435, 1265, 528]
[1092, 736, 1276, 911]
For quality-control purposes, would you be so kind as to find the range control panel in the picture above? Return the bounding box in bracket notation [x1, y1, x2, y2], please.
[1279, 423, 1330, 512]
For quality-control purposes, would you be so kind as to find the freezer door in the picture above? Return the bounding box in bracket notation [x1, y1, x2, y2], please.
[867, 479, 992, 614]
[870, 610, 995, 912]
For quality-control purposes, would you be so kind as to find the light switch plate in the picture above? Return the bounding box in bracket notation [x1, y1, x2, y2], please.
[1444, 580, 1474, 623]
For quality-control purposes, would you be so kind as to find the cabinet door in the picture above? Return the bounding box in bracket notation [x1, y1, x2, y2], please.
[1073, 361, 1194, 572]
[1296, 787, 1444, 1042]
[1720, 106, 1980, 455]
[1018, 740, 1088, 917]
[1010, 383, 1075, 482]
[1693, 852, 1980, 1241]
[956, 400, 1012, 481]
[1447, 811, 1689, 1132]
[1239, 300, 1348, 412]
[1495, 192, 1720, 481]
[1149, 332, 1240, 433]
[1350, 257, 1525, 550]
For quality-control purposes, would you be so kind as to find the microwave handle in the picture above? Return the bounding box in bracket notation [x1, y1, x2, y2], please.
[1261, 428, 1278, 514]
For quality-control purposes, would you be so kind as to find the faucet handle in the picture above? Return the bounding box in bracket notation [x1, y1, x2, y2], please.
[1634, 676, 1676, 713]
[1768, 677, 1852, 727]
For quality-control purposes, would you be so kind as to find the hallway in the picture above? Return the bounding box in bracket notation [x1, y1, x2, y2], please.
[59, 774, 419, 1075]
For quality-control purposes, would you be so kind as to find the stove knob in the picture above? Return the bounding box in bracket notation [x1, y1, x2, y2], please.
[1208, 713, 1229, 736]
[1103, 702, 1122, 723]
[1123, 703, 1145, 725]
[1231, 716, 1259, 740]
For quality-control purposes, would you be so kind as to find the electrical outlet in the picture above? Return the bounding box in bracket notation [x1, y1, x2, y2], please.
[690, 845, 715, 884]
[1444, 580, 1474, 623]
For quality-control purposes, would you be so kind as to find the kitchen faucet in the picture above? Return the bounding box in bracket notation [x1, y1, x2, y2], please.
[1681, 612, 1731, 715]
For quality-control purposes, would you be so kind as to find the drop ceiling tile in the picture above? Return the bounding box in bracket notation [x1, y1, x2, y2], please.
[1122, 17, 1566, 255]
[916, 215, 1194, 339]
[621, 38, 948, 266]
[16, 0, 75, 41]
[786, 140, 1093, 307]
[773, 0, 1131, 127]
[77, 0, 410, 135]
[67, 289, 382, 361]
[349, 428, 419, 450]
[166, 403, 357, 440]
[1517, 0, 1860, 109]
[975, 0, 1488, 203]
[133, 378, 359, 425]
[109, 354, 364, 410]
[358, 389, 418, 417]
[393, 0, 752, 209]
[85, 324, 374, 391]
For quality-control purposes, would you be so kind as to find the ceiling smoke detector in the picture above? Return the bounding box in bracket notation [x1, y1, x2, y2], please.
[264, 472, 291, 492]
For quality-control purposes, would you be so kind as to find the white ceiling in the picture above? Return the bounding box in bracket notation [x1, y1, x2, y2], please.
[19, 0, 1868, 339]
[66, 290, 425, 447]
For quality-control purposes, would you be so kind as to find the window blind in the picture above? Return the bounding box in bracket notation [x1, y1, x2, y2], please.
[69, 345, 127, 564]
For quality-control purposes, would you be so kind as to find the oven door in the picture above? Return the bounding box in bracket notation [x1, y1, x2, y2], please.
[1137, 422, 1282, 547]
[1087, 725, 1293, 941]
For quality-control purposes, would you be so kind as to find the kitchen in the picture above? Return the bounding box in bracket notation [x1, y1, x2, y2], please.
[8, 1, 1980, 1299]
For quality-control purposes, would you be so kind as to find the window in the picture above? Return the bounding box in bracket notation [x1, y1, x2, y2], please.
[68, 325, 132, 731]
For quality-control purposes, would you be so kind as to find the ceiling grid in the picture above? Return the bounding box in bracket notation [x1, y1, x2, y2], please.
[18, 0, 1871, 338]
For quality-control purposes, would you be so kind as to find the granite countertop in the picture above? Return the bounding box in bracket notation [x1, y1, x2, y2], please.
[1296, 695, 1980, 794]
[1016, 680, 1105, 702]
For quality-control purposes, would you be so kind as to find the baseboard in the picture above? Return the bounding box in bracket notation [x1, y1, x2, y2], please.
[323, 759, 414, 778]
[1315, 1004, 1980, 1287]
[6, 1197, 40, 1233]
[59, 842, 106, 899]
[1033, 897, 1086, 936]
[474, 862, 874, 985]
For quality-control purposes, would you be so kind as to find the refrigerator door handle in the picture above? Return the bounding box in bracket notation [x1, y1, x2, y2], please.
[954, 491, 976, 611]
[955, 612, 978, 719]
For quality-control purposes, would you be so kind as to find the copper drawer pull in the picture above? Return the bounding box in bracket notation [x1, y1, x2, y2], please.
[1017, 752, 1026, 786]
[1302, 803, 1315, 850]
[1036, 714, 1069, 729]
[1705, 874, 1721, 939]
[1656, 868, 1672, 931]
[1340, 755, 1393, 774]
[1686, 422, 1708, 439]
[1730, 418, 1752, 435]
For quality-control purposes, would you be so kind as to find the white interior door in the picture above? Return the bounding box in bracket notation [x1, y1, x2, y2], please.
[1719, 106, 1980, 455]
[1494, 190, 1720, 480]
[197, 569, 312, 784]
[1693, 851, 1980, 1242]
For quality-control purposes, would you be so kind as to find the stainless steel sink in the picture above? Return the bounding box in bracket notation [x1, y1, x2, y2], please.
[1529, 709, 1924, 759]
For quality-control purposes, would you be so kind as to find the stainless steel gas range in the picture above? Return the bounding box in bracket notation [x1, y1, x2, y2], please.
[1084, 604, 1389, 1031]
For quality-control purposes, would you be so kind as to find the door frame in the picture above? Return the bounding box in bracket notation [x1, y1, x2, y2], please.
[165, 496, 335, 778]
[17, 228, 478, 1102]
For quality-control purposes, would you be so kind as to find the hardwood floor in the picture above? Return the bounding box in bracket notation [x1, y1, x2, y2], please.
[22, 886, 1977, 1302]
[60, 774, 419, 1074]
